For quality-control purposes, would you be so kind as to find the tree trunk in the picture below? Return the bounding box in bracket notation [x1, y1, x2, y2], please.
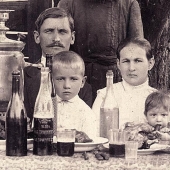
[138, 0, 170, 91]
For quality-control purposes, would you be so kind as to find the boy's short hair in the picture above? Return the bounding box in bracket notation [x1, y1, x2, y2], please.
[144, 91, 170, 116]
[52, 51, 85, 76]
[117, 38, 152, 60]
[35, 7, 74, 32]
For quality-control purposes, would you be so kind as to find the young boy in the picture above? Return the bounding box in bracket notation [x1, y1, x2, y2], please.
[52, 51, 97, 139]
[124, 91, 170, 148]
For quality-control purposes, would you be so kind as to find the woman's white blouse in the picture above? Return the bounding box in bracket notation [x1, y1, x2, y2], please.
[92, 80, 157, 136]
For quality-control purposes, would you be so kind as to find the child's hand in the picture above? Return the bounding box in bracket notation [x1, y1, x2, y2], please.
[153, 131, 170, 141]
[160, 127, 170, 133]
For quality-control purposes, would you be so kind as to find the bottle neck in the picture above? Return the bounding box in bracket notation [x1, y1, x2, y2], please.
[106, 76, 113, 89]
[12, 75, 20, 94]
[46, 56, 52, 72]
[40, 71, 49, 86]
[45, 56, 56, 97]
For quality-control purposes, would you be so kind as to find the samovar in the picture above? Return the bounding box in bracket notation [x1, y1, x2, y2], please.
[0, 10, 25, 112]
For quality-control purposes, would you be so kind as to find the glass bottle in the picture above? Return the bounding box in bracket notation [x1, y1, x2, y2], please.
[6, 70, 27, 156]
[46, 54, 56, 97]
[100, 70, 119, 138]
[45, 54, 57, 137]
[33, 67, 54, 156]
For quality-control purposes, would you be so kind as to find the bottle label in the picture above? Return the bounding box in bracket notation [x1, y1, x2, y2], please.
[34, 118, 53, 139]
[33, 118, 53, 155]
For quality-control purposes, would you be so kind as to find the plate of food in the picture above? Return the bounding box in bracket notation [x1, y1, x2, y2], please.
[123, 123, 170, 155]
[75, 137, 108, 152]
[53, 130, 109, 152]
[74, 130, 108, 152]
[103, 142, 168, 155]
[138, 143, 169, 155]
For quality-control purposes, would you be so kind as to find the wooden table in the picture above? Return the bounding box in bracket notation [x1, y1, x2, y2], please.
[0, 149, 170, 170]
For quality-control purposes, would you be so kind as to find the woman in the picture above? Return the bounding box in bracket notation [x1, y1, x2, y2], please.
[92, 38, 157, 136]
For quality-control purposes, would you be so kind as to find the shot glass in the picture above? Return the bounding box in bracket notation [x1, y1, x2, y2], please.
[108, 129, 126, 157]
[57, 129, 75, 156]
[125, 141, 138, 161]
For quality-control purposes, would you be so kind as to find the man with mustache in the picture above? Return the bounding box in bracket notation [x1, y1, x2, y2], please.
[24, 7, 92, 122]
[58, 0, 144, 102]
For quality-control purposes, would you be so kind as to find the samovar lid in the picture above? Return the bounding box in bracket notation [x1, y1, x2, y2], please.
[0, 9, 25, 51]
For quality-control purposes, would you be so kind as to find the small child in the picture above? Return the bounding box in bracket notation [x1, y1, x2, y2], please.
[144, 91, 170, 141]
[52, 51, 97, 139]
[124, 91, 170, 148]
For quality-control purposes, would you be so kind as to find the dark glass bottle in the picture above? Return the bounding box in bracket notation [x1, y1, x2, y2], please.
[100, 70, 119, 138]
[46, 54, 56, 97]
[6, 70, 27, 156]
[33, 67, 54, 156]
[45, 54, 57, 137]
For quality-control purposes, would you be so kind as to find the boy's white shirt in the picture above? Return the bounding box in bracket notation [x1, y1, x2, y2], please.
[92, 79, 157, 136]
[53, 95, 97, 139]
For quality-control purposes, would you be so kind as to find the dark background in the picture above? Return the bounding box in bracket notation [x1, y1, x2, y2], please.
[1, 0, 170, 91]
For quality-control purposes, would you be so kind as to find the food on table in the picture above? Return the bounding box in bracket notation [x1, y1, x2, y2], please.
[124, 123, 170, 149]
[75, 130, 93, 143]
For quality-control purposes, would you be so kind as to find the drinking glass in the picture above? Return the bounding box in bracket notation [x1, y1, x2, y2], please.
[57, 129, 75, 156]
[125, 141, 138, 160]
[108, 129, 126, 157]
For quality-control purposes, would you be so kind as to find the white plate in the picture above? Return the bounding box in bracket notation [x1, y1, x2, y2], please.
[75, 137, 108, 152]
[0, 139, 33, 151]
[137, 148, 162, 155]
[103, 143, 168, 155]
[138, 143, 169, 155]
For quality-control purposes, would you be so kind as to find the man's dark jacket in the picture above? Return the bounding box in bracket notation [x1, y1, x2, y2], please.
[24, 66, 92, 122]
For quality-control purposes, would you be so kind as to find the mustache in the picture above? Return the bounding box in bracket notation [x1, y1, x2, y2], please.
[46, 42, 64, 48]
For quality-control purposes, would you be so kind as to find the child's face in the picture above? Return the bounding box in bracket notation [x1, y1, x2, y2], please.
[53, 66, 86, 100]
[117, 43, 154, 86]
[146, 107, 169, 128]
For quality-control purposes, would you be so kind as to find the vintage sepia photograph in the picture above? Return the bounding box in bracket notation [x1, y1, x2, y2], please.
[0, 0, 170, 169]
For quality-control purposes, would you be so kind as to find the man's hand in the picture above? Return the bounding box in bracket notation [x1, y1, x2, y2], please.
[24, 62, 44, 68]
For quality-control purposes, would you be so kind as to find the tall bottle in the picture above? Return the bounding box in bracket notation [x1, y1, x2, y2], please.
[100, 70, 119, 138]
[6, 70, 27, 156]
[33, 67, 54, 156]
[45, 54, 57, 136]
[46, 54, 56, 97]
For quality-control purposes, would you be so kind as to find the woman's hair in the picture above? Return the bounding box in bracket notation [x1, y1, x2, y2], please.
[144, 91, 170, 116]
[117, 38, 152, 60]
[35, 7, 74, 32]
[52, 51, 85, 76]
